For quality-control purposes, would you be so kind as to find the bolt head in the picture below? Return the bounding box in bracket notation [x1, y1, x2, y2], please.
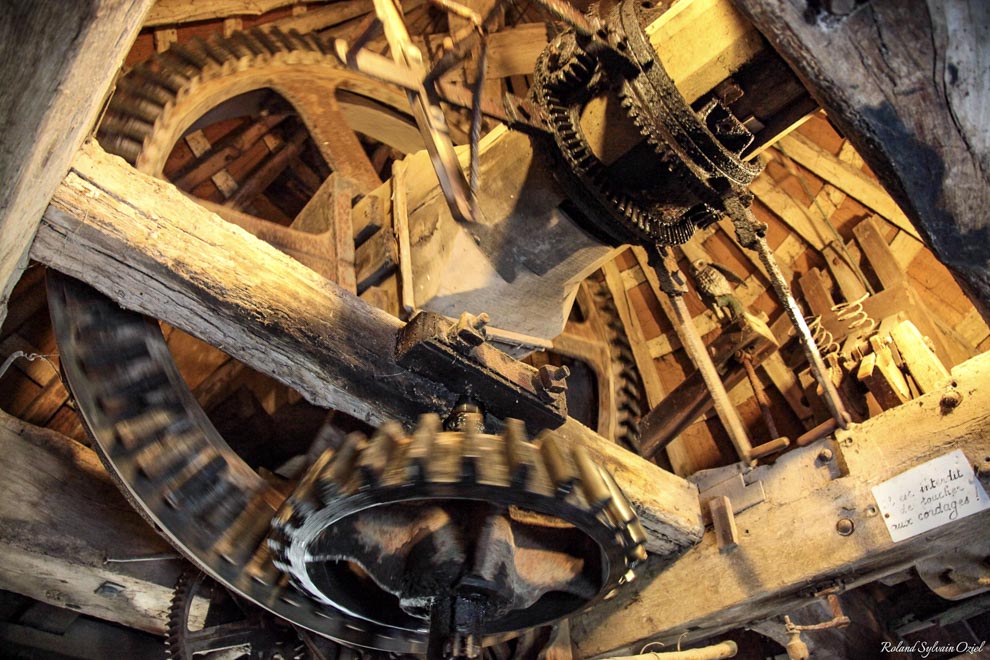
[835, 518, 855, 536]
[940, 388, 963, 411]
[818, 448, 834, 462]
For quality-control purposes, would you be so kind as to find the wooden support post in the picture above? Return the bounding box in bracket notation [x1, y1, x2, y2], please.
[31, 141, 703, 555]
[573, 351, 990, 656]
[0, 0, 153, 328]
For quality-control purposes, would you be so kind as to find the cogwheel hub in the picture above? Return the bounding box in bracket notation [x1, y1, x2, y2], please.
[268, 414, 647, 653]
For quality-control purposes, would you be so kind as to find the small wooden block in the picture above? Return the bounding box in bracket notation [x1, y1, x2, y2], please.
[710, 495, 739, 554]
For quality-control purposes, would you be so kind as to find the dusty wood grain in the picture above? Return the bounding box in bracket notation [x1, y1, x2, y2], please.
[574, 350, 990, 656]
[0, 0, 153, 328]
[31, 141, 702, 555]
[0, 410, 178, 634]
[145, 0, 325, 26]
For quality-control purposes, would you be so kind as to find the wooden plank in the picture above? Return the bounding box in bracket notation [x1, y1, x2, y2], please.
[31, 140, 703, 555]
[144, 0, 325, 26]
[777, 132, 920, 240]
[957, 307, 990, 348]
[798, 267, 834, 317]
[0, 0, 153, 328]
[0, 410, 178, 634]
[822, 243, 867, 302]
[760, 350, 813, 423]
[750, 176, 828, 250]
[888, 319, 950, 395]
[889, 230, 924, 271]
[853, 216, 906, 289]
[646, 0, 764, 104]
[269, 0, 374, 33]
[573, 350, 990, 655]
[735, 0, 990, 319]
[486, 23, 549, 79]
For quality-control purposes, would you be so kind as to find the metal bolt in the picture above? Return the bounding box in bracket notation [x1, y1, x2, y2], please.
[835, 518, 855, 536]
[818, 448, 834, 462]
[940, 388, 963, 411]
[537, 364, 570, 394]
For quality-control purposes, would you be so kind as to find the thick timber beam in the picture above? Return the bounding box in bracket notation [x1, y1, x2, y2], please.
[30, 140, 703, 556]
[0, 0, 153, 328]
[572, 351, 990, 656]
[0, 410, 178, 634]
[733, 0, 990, 320]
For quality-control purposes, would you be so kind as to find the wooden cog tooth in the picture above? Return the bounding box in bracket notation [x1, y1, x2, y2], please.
[460, 419, 483, 483]
[503, 418, 532, 488]
[268, 26, 296, 52]
[406, 413, 439, 482]
[317, 431, 365, 500]
[573, 445, 612, 510]
[113, 406, 178, 451]
[163, 453, 227, 511]
[215, 495, 277, 566]
[358, 422, 401, 488]
[249, 26, 280, 54]
[536, 431, 576, 496]
[230, 30, 265, 57]
[133, 430, 207, 482]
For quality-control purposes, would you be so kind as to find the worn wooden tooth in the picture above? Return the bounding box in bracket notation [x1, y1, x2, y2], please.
[406, 414, 439, 482]
[157, 50, 198, 79]
[358, 422, 402, 488]
[537, 431, 576, 496]
[503, 418, 533, 488]
[132, 429, 203, 482]
[287, 28, 315, 51]
[246, 543, 281, 586]
[215, 494, 276, 566]
[268, 26, 295, 52]
[460, 416, 484, 483]
[96, 131, 144, 163]
[192, 476, 241, 522]
[170, 42, 209, 69]
[163, 453, 228, 510]
[113, 406, 178, 451]
[107, 93, 162, 124]
[232, 30, 266, 56]
[600, 466, 647, 561]
[573, 444, 611, 511]
[317, 432, 365, 500]
[201, 38, 236, 63]
[250, 27, 279, 54]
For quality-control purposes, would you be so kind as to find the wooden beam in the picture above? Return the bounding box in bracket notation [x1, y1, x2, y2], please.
[776, 132, 920, 241]
[144, 0, 326, 26]
[0, 0, 153, 328]
[735, 0, 990, 321]
[573, 350, 990, 655]
[31, 141, 702, 555]
[0, 410, 178, 634]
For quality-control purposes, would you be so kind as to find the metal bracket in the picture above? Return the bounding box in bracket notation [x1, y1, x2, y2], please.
[396, 311, 567, 431]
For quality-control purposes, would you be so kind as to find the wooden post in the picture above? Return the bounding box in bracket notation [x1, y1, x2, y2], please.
[0, 0, 153, 328]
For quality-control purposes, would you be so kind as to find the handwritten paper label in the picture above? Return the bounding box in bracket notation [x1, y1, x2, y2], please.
[872, 450, 990, 542]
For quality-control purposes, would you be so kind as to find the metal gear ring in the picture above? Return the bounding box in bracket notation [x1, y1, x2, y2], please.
[268, 415, 647, 643]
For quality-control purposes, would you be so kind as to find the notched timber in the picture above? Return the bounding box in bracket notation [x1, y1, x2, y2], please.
[30, 140, 702, 555]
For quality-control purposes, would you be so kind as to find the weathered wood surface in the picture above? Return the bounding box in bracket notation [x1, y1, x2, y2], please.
[31, 141, 703, 555]
[734, 0, 990, 320]
[0, 0, 153, 329]
[573, 350, 990, 656]
[0, 410, 178, 634]
[144, 0, 327, 26]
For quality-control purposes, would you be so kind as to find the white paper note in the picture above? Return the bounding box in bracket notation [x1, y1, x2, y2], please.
[871, 450, 990, 543]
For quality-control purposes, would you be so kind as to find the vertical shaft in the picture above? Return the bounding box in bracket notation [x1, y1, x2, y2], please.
[651, 248, 754, 464]
[751, 233, 849, 429]
[740, 351, 779, 439]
